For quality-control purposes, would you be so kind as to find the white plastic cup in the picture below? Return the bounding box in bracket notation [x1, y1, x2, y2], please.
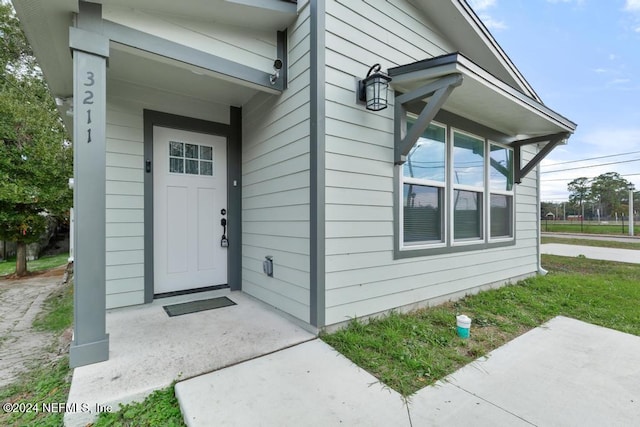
[456, 314, 471, 339]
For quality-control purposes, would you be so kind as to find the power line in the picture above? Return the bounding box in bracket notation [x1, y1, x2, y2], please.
[541, 158, 640, 174]
[543, 173, 640, 182]
[545, 150, 640, 167]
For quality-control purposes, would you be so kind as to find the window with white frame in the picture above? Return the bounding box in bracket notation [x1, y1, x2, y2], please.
[453, 131, 485, 241]
[169, 141, 214, 177]
[489, 144, 514, 238]
[403, 123, 446, 244]
[400, 121, 514, 250]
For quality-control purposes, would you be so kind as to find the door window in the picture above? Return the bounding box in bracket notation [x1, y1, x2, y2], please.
[169, 141, 214, 176]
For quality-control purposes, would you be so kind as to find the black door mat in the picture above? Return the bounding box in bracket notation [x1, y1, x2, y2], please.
[163, 296, 236, 317]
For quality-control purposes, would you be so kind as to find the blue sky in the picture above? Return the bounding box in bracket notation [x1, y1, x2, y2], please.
[468, 0, 640, 201]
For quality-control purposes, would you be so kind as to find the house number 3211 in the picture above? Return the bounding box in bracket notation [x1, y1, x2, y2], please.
[83, 71, 95, 143]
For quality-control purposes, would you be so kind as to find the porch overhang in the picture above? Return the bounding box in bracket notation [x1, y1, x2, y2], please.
[388, 52, 577, 183]
[12, 0, 294, 131]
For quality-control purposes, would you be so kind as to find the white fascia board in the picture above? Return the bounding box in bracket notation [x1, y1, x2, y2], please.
[451, 0, 540, 101]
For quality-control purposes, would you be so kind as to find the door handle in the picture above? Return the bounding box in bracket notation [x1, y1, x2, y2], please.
[220, 214, 228, 247]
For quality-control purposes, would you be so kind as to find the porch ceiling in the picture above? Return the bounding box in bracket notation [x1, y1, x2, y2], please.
[108, 43, 260, 107]
[12, 0, 295, 100]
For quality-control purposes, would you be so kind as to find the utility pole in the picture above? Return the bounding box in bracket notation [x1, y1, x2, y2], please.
[580, 196, 584, 233]
[630, 190, 635, 237]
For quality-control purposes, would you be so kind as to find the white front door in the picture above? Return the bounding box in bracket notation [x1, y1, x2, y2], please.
[153, 126, 227, 294]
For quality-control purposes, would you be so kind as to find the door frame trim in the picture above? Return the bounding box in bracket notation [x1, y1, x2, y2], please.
[143, 108, 242, 303]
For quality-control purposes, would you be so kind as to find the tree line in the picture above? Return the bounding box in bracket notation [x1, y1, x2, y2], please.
[551, 172, 638, 220]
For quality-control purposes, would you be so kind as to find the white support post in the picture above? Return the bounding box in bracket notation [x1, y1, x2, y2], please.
[629, 190, 634, 237]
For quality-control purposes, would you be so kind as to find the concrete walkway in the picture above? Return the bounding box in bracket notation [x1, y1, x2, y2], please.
[176, 316, 640, 426]
[541, 243, 640, 264]
[65, 291, 315, 427]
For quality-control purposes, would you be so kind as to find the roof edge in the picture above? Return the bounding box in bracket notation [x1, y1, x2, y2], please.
[388, 52, 577, 134]
[454, 0, 541, 102]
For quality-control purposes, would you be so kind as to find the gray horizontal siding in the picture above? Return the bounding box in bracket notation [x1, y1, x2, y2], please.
[325, 263, 537, 324]
[106, 291, 145, 310]
[322, 0, 541, 325]
[105, 102, 145, 308]
[241, 6, 311, 323]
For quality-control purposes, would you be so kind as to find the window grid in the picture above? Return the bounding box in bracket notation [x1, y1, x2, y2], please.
[168, 141, 214, 177]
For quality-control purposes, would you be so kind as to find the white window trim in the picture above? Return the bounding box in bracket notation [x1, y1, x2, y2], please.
[399, 178, 448, 249]
[451, 127, 486, 246]
[488, 141, 515, 242]
[399, 124, 515, 253]
[399, 120, 448, 250]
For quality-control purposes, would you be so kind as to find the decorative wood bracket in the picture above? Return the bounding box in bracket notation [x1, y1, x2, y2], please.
[394, 74, 463, 165]
[512, 132, 569, 183]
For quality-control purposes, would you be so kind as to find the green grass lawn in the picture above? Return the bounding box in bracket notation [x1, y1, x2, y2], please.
[0, 253, 69, 277]
[0, 356, 72, 427]
[3, 253, 639, 424]
[321, 254, 640, 396]
[541, 236, 640, 250]
[93, 387, 184, 427]
[542, 221, 639, 235]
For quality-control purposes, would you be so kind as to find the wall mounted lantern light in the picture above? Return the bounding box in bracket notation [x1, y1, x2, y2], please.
[358, 63, 392, 111]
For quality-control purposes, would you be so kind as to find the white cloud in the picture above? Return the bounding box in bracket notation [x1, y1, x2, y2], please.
[466, 1, 507, 30]
[546, 0, 585, 4]
[625, 0, 640, 12]
[622, 1, 640, 34]
[583, 128, 640, 149]
[479, 14, 508, 30]
[468, 0, 496, 11]
[608, 78, 632, 85]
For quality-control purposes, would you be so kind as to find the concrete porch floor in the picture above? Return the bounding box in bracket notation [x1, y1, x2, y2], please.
[64, 290, 316, 427]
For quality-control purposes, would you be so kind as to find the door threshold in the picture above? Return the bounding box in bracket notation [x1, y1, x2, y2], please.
[154, 284, 230, 300]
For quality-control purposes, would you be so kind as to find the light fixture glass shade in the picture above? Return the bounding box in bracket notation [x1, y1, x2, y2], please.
[359, 64, 392, 111]
[364, 74, 391, 111]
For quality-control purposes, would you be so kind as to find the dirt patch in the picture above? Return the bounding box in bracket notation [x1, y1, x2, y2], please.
[1, 264, 66, 281]
[0, 271, 70, 388]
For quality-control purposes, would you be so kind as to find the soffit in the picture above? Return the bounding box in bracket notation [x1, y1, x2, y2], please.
[11, 0, 295, 99]
[389, 53, 576, 141]
[108, 44, 260, 107]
